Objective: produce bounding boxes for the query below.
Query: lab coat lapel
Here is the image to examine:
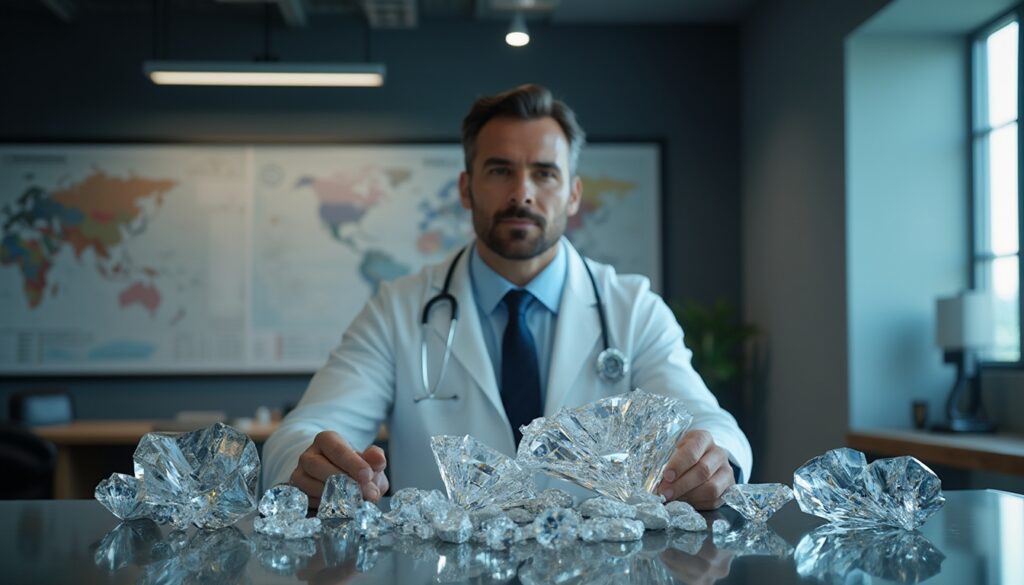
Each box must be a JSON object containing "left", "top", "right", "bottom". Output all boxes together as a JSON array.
[
  {"left": 544, "top": 248, "right": 601, "bottom": 415},
  {"left": 428, "top": 248, "right": 507, "bottom": 422}
]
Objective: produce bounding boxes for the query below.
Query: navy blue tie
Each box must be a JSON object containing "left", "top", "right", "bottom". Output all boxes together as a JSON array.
[{"left": 501, "top": 289, "right": 542, "bottom": 447}]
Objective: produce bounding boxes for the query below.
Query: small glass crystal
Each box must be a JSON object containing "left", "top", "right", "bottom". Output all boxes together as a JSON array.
[
  {"left": 259, "top": 484, "right": 308, "bottom": 520},
  {"left": 533, "top": 507, "right": 580, "bottom": 548},
  {"left": 317, "top": 473, "right": 363, "bottom": 519},
  {"left": 95, "top": 473, "right": 146, "bottom": 521},
  {"left": 482, "top": 515, "right": 521, "bottom": 550},
  {"left": 353, "top": 501, "right": 388, "bottom": 538},
  {"left": 518, "top": 390, "right": 693, "bottom": 502},
  {"left": 723, "top": 483, "right": 794, "bottom": 523}
]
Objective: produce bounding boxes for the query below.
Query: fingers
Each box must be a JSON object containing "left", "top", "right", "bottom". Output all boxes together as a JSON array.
[
  {"left": 670, "top": 447, "right": 729, "bottom": 498},
  {"left": 362, "top": 445, "right": 387, "bottom": 472},
  {"left": 682, "top": 466, "right": 734, "bottom": 510},
  {"left": 289, "top": 467, "right": 325, "bottom": 506},
  {"left": 315, "top": 432, "right": 374, "bottom": 482}
]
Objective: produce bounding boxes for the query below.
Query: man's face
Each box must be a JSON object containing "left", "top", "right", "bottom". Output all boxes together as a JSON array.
[{"left": 459, "top": 116, "right": 582, "bottom": 260}]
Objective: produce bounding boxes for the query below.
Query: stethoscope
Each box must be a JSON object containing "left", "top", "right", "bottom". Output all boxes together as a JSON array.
[{"left": 416, "top": 242, "right": 629, "bottom": 402}]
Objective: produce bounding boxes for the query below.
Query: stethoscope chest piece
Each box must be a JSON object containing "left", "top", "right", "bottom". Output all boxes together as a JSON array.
[{"left": 596, "top": 347, "right": 629, "bottom": 383}]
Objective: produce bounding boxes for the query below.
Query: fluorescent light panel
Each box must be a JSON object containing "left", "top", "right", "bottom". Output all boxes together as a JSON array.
[{"left": 143, "top": 61, "right": 386, "bottom": 87}]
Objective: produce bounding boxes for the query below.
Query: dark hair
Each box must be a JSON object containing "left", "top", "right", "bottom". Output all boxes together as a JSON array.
[{"left": 461, "top": 84, "right": 586, "bottom": 175}]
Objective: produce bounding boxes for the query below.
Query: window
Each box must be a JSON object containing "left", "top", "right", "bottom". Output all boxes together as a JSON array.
[{"left": 973, "top": 11, "right": 1020, "bottom": 362}]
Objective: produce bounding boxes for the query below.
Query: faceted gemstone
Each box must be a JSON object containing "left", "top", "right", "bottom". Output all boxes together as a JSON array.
[
  {"left": 793, "top": 448, "right": 944, "bottom": 530},
  {"left": 579, "top": 496, "right": 637, "bottom": 519},
  {"left": 518, "top": 390, "right": 693, "bottom": 502},
  {"left": 482, "top": 515, "right": 521, "bottom": 550},
  {"left": 353, "top": 501, "right": 388, "bottom": 539},
  {"left": 433, "top": 509, "right": 474, "bottom": 544},
  {"left": 254, "top": 515, "right": 322, "bottom": 539},
  {"left": 634, "top": 501, "right": 671, "bottom": 530},
  {"left": 579, "top": 518, "right": 645, "bottom": 542},
  {"left": 127, "top": 422, "right": 260, "bottom": 529},
  {"left": 723, "top": 483, "right": 794, "bottom": 523},
  {"left": 714, "top": 522, "right": 793, "bottom": 557},
  {"left": 430, "top": 435, "right": 537, "bottom": 510},
  {"left": 259, "top": 484, "right": 308, "bottom": 520},
  {"left": 95, "top": 473, "right": 146, "bottom": 521},
  {"left": 317, "top": 473, "right": 364, "bottom": 519},
  {"left": 795, "top": 525, "right": 945, "bottom": 584},
  {"left": 533, "top": 507, "right": 581, "bottom": 548}
]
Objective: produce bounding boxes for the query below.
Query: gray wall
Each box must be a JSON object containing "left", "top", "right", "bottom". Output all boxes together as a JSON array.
[
  {"left": 740, "top": 0, "right": 890, "bottom": 482},
  {"left": 846, "top": 34, "right": 970, "bottom": 430},
  {"left": 0, "top": 8, "right": 743, "bottom": 420}
]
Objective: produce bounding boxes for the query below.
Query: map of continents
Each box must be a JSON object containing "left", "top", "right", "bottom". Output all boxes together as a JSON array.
[{"left": 1, "top": 171, "right": 177, "bottom": 313}]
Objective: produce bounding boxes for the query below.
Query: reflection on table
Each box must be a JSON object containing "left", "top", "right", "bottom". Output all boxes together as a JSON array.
[{"left": 3, "top": 490, "right": 1022, "bottom": 584}]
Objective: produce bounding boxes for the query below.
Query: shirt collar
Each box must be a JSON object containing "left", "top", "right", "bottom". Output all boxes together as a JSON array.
[{"left": 469, "top": 239, "right": 567, "bottom": 315}]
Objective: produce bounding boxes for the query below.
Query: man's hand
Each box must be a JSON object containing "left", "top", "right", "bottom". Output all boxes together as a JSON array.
[
  {"left": 289, "top": 431, "right": 389, "bottom": 506},
  {"left": 656, "top": 430, "right": 735, "bottom": 510}
]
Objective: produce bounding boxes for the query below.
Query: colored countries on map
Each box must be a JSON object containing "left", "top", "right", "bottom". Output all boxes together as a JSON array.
[{"left": 1, "top": 171, "right": 177, "bottom": 308}]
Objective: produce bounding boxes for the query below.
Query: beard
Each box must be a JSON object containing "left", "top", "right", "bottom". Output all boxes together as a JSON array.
[{"left": 469, "top": 191, "right": 565, "bottom": 260}]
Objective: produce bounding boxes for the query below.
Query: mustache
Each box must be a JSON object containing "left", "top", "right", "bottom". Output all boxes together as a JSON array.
[{"left": 495, "top": 206, "right": 546, "bottom": 228}]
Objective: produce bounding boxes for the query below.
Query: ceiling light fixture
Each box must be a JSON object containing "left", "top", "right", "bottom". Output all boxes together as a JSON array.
[
  {"left": 506, "top": 13, "right": 530, "bottom": 47},
  {"left": 143, "top": 61, "right": 386, "bottom": 87}
]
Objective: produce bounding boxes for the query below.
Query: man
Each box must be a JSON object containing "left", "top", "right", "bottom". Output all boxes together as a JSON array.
[{"left": 262, "top": 84, "right": 752, "bottom": 510}]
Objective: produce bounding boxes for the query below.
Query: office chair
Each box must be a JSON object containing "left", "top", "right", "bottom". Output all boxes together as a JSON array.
[
  {"left": 0, "top": 423, "right": 56, "bottom": 499},
  {"left": 9, "top": 389, "right": 75, "bottom": 426}
]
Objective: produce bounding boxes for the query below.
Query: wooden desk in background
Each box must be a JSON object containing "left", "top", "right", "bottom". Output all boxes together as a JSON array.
[
  {"left": 33, "top": 420, "right": 279, "bottom": 499},
  {"left": 847, "top": 427, "right": 1024, "bottom": 476}
]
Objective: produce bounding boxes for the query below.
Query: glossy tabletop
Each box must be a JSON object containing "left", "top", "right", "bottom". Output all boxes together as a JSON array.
[{"left": 2, "top": 489, "right": 1021, "bottom": 585}]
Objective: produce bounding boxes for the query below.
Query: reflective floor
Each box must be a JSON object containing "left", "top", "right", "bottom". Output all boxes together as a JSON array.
[{"left": 1, "top": 490, "right": 1021, "bottom": 584}]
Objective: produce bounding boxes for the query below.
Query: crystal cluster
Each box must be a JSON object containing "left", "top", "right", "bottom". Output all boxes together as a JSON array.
[
  {"left": 431, "top": 434, "right": 536, "bottom": 510},
  {"left": 255, "top": 484, "right": 321, "bottom": 539},
  {"left": 517, "top": 390, "right": 693, "bottom": 502},
  {"left": 723, "top": 483, "right": 794, "bottom": 523},
  {"left": 793, "top": 448, "right": 944, "bottom": 530},
  {"left": 95, "top": 422, "right": 260, "bottom": 529}
]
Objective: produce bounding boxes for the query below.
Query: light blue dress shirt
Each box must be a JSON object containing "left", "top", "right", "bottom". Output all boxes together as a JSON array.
[{"left": 468, "top": 240, "right": 568, "bottom": 404}]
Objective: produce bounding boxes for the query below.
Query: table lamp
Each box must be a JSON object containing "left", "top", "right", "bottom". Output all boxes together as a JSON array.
[{"left": 933, "top": 291, "right": 996, "bottom": 433}]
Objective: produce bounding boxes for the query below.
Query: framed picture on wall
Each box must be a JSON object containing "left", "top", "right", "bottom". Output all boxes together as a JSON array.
[{"left": 0, "top": 142, "right": 660, "bottom": 375}]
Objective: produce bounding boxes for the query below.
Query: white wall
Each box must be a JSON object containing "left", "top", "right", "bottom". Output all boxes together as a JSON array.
[{"left": 846, "top": 35, "right": 969, "bottom": 430}]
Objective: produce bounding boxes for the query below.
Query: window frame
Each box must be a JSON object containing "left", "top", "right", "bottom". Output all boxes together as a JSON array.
[{"left": 972, "top": 5, "right": 1023, "bottom": 368}]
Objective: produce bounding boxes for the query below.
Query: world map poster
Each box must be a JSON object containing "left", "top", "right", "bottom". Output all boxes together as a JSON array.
[{"left": 0, "top": 143, "right": 660, "bottom": 374}]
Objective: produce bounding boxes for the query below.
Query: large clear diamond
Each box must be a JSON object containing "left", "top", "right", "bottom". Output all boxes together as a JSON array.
[
  {"left": 795, "top": 525, "right": 945, "bottom": 584},
  {"left": 723, "top": 483, "right": 794, "bottom": 523},
  {"left": 431, "top": 435, "right": 537, "bottom": 510},
  {"left": 517, "top": 390, "right": 693, "bottom": 501},
  {"left": 113, "top": 422, "right": 260, "bottom": 529},
  {"left": 793, "top": 448, "right": 944, "bottom": 530}
]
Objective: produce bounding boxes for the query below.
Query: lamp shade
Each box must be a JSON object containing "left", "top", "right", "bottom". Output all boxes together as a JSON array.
[{"left": 935, "top": 292, "right": 994, "bottom": 350}]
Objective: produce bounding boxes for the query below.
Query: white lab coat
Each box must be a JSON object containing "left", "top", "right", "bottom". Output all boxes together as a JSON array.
[{"left": 262, "top": 242, "right": 753, "bottom": 492}]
